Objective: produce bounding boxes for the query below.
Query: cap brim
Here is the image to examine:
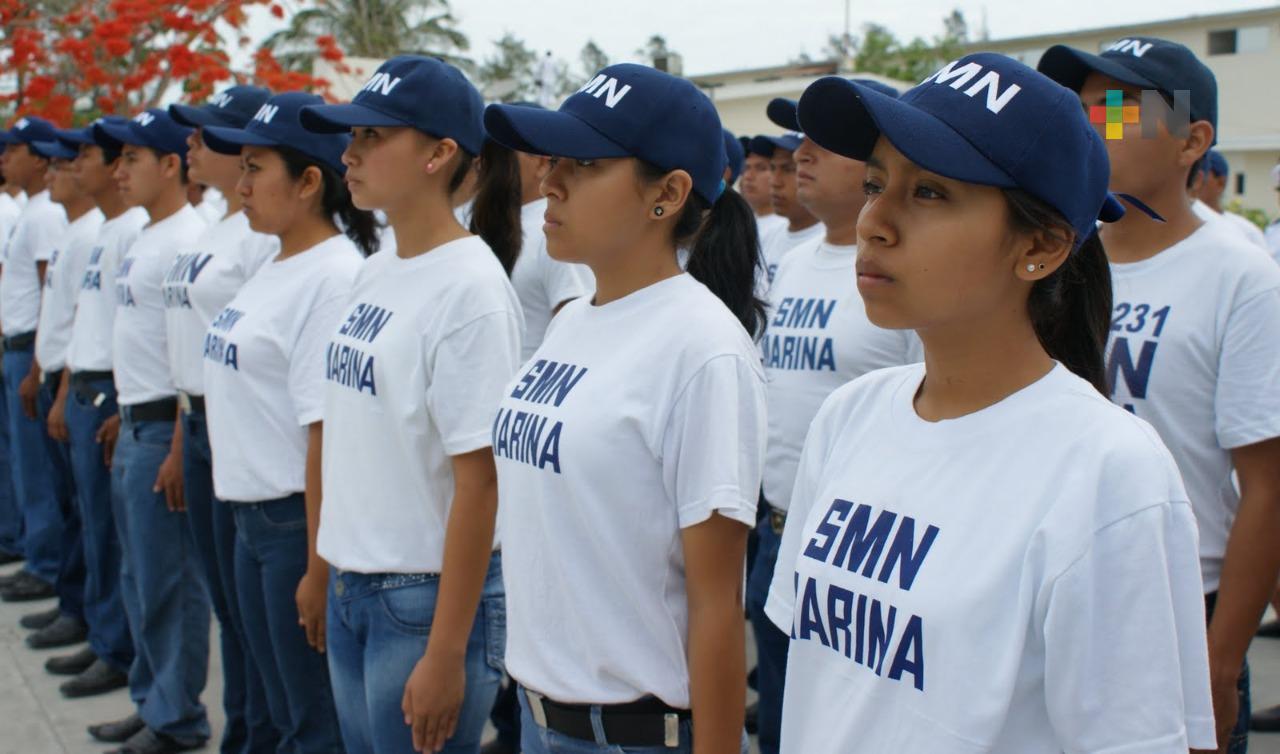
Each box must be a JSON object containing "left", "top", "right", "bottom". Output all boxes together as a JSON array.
[
  {"left": 484, "top": 105, "right": 630, "bottom": 159},
  {"left": 760, "top": 135, "right": 801, "bottom": 153},
  {"left": 56, "top": 128, "right": 95, "bottom": 148},
  {"left": 169, "top": 103, "right": 229, "bottom": 129},
  {"left": 1037, "top": 45, "right": 1158, "bottom": 94},
  {"left": 31, "top": 140, "right": 76, "bottom": 160},
  {"left": 766, "top": 99, "right": 800, "bottom": 132},
  {"left": 201, "top": 125, "right": 278, "bottom": 156},
  {"left": 299, "top": 103, "right": 409, "bottom": 134},
  {"left": 93, "top": 121, "right": 134, "bottom": 150},
  {"left": 798, "top": 76, "right": 1013, "bottom": 187}
]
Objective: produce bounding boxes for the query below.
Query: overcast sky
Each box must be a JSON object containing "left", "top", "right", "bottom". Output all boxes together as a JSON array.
[{"left": 247, "top": 0, "right": 1277, "bottom": 78}]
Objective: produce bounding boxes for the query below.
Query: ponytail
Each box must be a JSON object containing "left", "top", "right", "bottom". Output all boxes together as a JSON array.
[
  {"left": 277, "top": 145, "right": 381, "bottom": 257},
  {"left": 638, "top": 162, "right": 766, "bottom": 338},
  {"left": 1005, "top": 189, "right": 1112, "bottom": 394},
  {"left": 449, "top": 142, "right": 522, "bottom": 275}
]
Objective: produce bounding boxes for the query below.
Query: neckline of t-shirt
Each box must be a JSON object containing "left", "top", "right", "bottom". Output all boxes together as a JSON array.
[
  {"left": 888, "top": 361, "right": 1069, "bottom": 446},
  {"left": 143, "top": 203, "right": 199, "bottom": 233},
  {"left": 269, "top": 232, "right": 351, "bottom": 268},
  {"left": 579, "top": 272, "right": 690, "bottom": 318},
  {"left": 1108, "top": 221, "right": 1215, "bottom": 278},
  {"left": 68, "top": 208, "right": 104, "bottom": 231},
  {"left": 387, "top": 234, "right": 481, "bottom": 268}
]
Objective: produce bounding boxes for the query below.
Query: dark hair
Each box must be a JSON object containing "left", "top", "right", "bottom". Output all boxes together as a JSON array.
[
  {"left": 445, "top": 142, "right": 522, "bottom": 275},
  {"left": 1004, "top": 189, "right": 1113, "bottom": 394},
  {"left": 276, "top": 145, "right": 380, "bottom": 257},
  {"left": 99, "top": 143, "right": 122, "bottom": 165},
  {"left": 639, "top": 162, "right": 767, "bottom": 338}
]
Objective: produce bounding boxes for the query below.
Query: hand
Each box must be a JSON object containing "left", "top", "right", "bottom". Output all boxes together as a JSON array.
[
  {"left": 154, "top": 450, "right": 185, "bottom": 511},
  {"left": 47, "top": 394, "right": 68, "bottom": 442},
  {"left": 96, "top": 414, "right": 120, "bottom": 468},
  {"left": 18, "top": 371, "right": 39, "bottom": 420},
  {"left": 1205, "top": 667, "right": 1240, "bottom": 754},
  {"left": 401, "top": 647, "right": 466, "bottom": 753},
  {"left": 295, "top": 568, "right": 327, "bottom": 653}
]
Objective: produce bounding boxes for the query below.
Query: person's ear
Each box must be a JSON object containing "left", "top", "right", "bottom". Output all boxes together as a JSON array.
[
  {"left": 297, "top": 164, "right": 325, "bottom": 203},
  {"left": 158, "top": 153, "right": 182, "bottom": 181},
  {"left": 647, "top": 169, "right": 694, "bottom": 222},
  {"left": 1177, "top": 120, "right": 1215, "bottom": 174},
  {"left": 1013, "top": 225, "right": 1073, "bottom": 283},
  {"left": 423, "top": 137, "right": 460, "bottom": 177}
]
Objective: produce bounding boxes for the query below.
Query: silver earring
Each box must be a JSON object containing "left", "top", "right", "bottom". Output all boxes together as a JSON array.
[
  {"left": 654, "top": 206, "right": 664, "bottom": 216},
  {"left": 1038, "top": 263, "right": 1045, "bottom": 270},
  {"left": 1026, "top": 264, "right": 1036, "bottom": 272}
]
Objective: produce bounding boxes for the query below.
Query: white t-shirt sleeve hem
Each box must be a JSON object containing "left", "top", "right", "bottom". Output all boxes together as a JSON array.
[
  {"left": 676, "top": 484, "right": 756, "bottom": 529},
  {"left": 442, "top": 428, "right": 496, "bottom": 457},
  {"left": 1216, "top": 418, "right": 1280, "bottom": 450}
]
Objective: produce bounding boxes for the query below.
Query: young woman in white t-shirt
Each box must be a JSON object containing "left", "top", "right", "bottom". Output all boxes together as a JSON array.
[
  {"left": 484, "top": 64, "right": 767, "bottom": 754},
  {"left": 199, "top": 90, "right": 380, "bottom": 753},
  {"left": 297, "top": 55, "right": 525, "bottom": 754},
  {"left": 765, "top": 55, "right": 1216, "bottom": 753}
]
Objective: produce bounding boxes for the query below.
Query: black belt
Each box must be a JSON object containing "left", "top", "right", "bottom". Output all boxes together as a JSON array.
[
  {"left": 121, "top": 397, "right": 178, "bottom": 423},
  {"left": 2, "top": 331, "right": 35, "bottom": 351},
  {"left": 70, "top": 371, "right": 114, "bottom": 407},
  {"left": 42, "top": 371, "right": 62, "bottom": 391},
  {"left": 522, "top": 687, "right": 688, "bottom": 748},
  {"left": 178, "top": 392, "right": 205, "bottom": 415}
]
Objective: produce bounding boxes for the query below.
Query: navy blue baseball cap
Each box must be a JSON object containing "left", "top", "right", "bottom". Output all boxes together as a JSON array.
[
  {"left": 203, "top": 92, "right": 348, "bottom": 174},
  {"left": 745, "top": 136, "right": 774, "bottom": 158},
  {"left": 753, "top": 132, "right": 803, "bottom": 155},
  {"left": 93, "top": 109, "right": 192, "bottom": 158},
  {"left": 170, "top": 85, "right": 273, "bottom": 129},
  {"left": 300, "top": 55, "right": 485, "bottom": 156},
  {"left": 5, "top": 117, "right": 60, "bottom": 149},
  {"left": 57, "top": 116, "right": 128, "bottom": 151},
  {"left": 768, "top": 78, "right": 899, "bottom": 133},
  {"left": 1038, "top": 37, "right": 1217, "bottom": 136},
  {"left": 1205, "top": 150, "right": 1228, "bottom": 177},
  {"left": 723, "top": 128, "right": 745, "bottom": 183},
  {"left": 798, "top": 53, "right": 1127, "bottom": 250},
  {"left": 31, "top": 139, "right": 77, "bottom": 160},
  {"left": 484, "top": 63, "right": 727, "bottom": 204}
]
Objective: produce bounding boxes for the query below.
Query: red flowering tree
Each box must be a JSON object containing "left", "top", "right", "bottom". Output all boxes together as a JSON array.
[{"left": 0, "top": 0, "right": 347, "bottom": 126}]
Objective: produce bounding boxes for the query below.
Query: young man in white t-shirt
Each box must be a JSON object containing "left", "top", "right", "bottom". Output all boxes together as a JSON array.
[
  {"left": 89, "top": 110, "right": 213, "bottom": 753},
  {"left": 753, "top": 133, "right": 822, "bottom": 287},
  {"left": 0, "top": 117, "right": 67, "bottom": 604},
  {"left": 0, "top": 140, "right": 28, "bottom": 567},
  {"left": 45, "top": 119, "right": 148, "bottom": 704},
  {"left": 740, "top": 137, "right": 785, "bottom": 241},
  {"left": 747, "top": 82, "right": 918, "bottom": 754},
  {"left": 1042, "top": 37, "right": 1280, "bottom": 754},
  {"left": 1194, "top": 151, "right": 1268, "bottom": 250}
]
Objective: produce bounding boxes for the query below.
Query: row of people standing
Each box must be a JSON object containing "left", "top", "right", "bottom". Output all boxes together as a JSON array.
[{"left": 0, "top": 35, "right": 1277, "bottom": 754}]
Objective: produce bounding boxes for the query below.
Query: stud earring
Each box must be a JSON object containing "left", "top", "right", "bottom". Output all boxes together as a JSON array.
[
  {"left": 427, "top": 163, "right": 435, "bottom": 172},
  {"left": 1038, "top": 263, "right": 1045, "bottom": 270},
  {"left": 1026, "top": 264, "right": 1036, "bottom": 272},
  {"left": 654, "top": 206, "right": 664, "bottom": 217}
]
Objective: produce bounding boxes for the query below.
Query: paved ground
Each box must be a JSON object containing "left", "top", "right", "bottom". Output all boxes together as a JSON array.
[{"left": 0, "top": 560, "right": 1276, "bottom": 753}]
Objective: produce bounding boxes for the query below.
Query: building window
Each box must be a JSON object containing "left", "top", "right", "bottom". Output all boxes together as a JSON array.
[
  {"left": 1236, "top": 173, "right": 1246, "bottom": 196},
  {"left": 1209, "top": 26, "right": 1269, "bottom": 55}
]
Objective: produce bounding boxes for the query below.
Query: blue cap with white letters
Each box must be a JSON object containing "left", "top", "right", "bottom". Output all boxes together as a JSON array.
[
  {"left": 203, "top": 91, "right": 349, "bottom": 174},
  {"left": 170, "top": 85, "right": 273, "bottom": 129},
  {"left": 3, "top": 116, "right": 59, "bottom": 148},
  {"left": 30, "top": 139, "right": 77, "bottom": 160},
  {"left": 798, "top": 52, "right": 1127, "bottom": 249},
  {"left": 768, "top": 79, "right": 899, "bottom": 133},
  {"left": 93, "top": 109, "right": 192, "bottom": 158},
  {"left": 299, "top": 55, "right": 485, "bottom": 156},
  {"left": 723, "top": 128, "right": 745, "bottom": 183},
  {"left": 484, "top": 63, "right": 728, "bottom": 204}
]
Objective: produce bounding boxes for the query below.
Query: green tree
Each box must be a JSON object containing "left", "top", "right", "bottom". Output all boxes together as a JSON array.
[
  {"left": 476, "top": 32, "right": 538, "bottom": 102},
  {"left": 851, "top": 10, "right": 969, "bottom": 83},
  {"left": 579, "top": 39, "right": 609, "bottom": 78},
  {"left": 262, "top": 0, "right": 469, "bottom": 72}
]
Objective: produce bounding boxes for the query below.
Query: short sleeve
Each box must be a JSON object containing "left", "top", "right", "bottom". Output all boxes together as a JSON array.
[
  {"left": 660, "top": 354, "right": 766, "bottom": 530},
  {"left": 426, "top": 311, "right": 522, "bottom": 455},
  {"left": 764, "top": 396, "right": 836, "bottom": 634},
  {"left": 1214, "top": 286, "right": 1280, "bottom": 449},
  {"left": 1042, "top": 503, "right": 1216, "bottom": 752},
  {"left": 29, "top": 213, "right": 67, "bottom": 263},
  {"left": 289, "top": 291, "right": 351, "bottom": 426}
]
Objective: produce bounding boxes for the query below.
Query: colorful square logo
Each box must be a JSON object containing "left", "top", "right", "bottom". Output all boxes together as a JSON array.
[{"left": 1089, "top": 90, "right": 1140, "bottom": 140}]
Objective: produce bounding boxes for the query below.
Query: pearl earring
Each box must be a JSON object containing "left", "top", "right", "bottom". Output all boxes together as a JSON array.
[
  {"left": 1026, "top": 264, "right": 1036, "bottom": 272},
  {"left": 654, "top": 206, "right": 664, "bottom": 216}
]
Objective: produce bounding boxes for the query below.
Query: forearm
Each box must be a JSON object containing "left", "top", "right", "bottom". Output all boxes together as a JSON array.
[
  {"left": 55, "top": 367, "right": 70, "bottom": 404},
  {"left": 688, "top": 590, "right": 747, "bottom": 754},
  {"left": 169, "top": 411, "right": 184, "bottom": 455},
  {"left": 303, "top": 422, "right": 327, "bottom": 573},
  {"left": 426, "top": 458, "right": 499, "bottom": 659},
  {"left": 1208, "top": 487, "right": 1280, "bottom": 672}
]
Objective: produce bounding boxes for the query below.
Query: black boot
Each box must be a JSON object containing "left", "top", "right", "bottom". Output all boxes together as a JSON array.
[
  {"left": 60, "top": 658, "right": 128, "bottom": 697},
  {"left": 1252, "top": 704, "right": 1280, "bottom": 733},
  {"left": 27, "top": 614, "right": 88, "bottom": 649},
  {"left": 19, "top": 606, "right": 60, "bottom": 630},
  {"left": 89, "top": 714, "right": 146, "bottom": 744},
  {"left": 0, "top": 571, "right": 55, "bottom": 602},
  {"left": 46, "top": 646, "right": 97, "bottom": 676}
]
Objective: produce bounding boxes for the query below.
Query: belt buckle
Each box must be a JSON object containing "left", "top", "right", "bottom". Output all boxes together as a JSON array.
[
  {"left": 526, "top": 689, "right": 548, "bottom": 729},
  {"left": 663, "top": 712, "right": 679, "bottom": 748},
  {"left": 770, "top": 509, "right": 787, "bottom": 535},
  {"left": 177, "top": 392, "right": 192, "bottom": 415}
]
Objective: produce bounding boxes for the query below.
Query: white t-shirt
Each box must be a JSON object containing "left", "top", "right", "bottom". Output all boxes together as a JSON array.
[
  {"left": 1, "top": 191, "right": 67, "bottom": 336},
  {"left": 1192, "top": 199, "right": 1267, "bottom": 250},
  {"left": 66, "top": 208, "right": 148, "bottom": 372},
  {"left": 511, "top": 199, "right": 593, "bottom": 361},
  {"left": 766, "top": 364, "right": 1214, "bottom": 753},
  {"left": 203, "top": 234, "right": 361, "bottom": 502},
  {"left": 1266, "top": 220, "right": 1280, "bottom": 264},
  {"left": 762, "top": 238, "right": 921, "bottom": 510},
  {"left": 755, "top": 213, "right": 787, "bottom": 244},
  {"left": 35, "top": 209, "right": 105, "bottom": 371},
  {"left": 1107, "top": 220, "right": 1280, "bottom": 592},
  {"left": 163, "top": 211, "right": 278, "bottom": 395},
  {"left": 454, "top": 198, "right": 473, "bottom": 228},
  {"left": 0, "top": 191, "right": 25, "bottom": 260},
  {"left": 112, "top": 205, "right": 207, "bottom": 406},
  {"left": 759, "top": 221, "right": 823, "bottom": 290},
  {"left": 496, "top": 273, "right": 767, "bottom": 708},
  {"left": 193, "top": 187, "right": 226, "bottom": 225},
  {"left": 318, "top": 236, "right": 524, "bottom": 573}
]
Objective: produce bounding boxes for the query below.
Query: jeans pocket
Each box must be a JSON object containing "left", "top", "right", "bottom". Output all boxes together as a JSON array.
[
  {"left": 378, "top": 580, "right": 437, "bottom": 635},
  {"left": 255, "top": 498, "right": 307, "bottom": 531},
  {"left": 482, "top": 594, "right": 507, "bottom": 673}
]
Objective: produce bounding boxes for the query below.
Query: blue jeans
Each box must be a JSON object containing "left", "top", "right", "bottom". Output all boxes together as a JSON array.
[
  {"left": 0, "top": 358, "right": 21, "bottom": 555},
  {"left": 112, "top": 412, "right": 212, "bottom": 742},
  {"left": 38, "top": 378, "right": 85, "bottom": 620},
  {"left": 183, "top": 410, "right": 277, "bottom": 754},
  {"left": 745, "top": 512, "right": 787, "bottom": 754},
  {"left": 232, "top": 494, "right": 343, "bottom": 754},
  {"left": 1206, "top": 592, "right": 1250, "bottom": 754},
  {"left": 326, "top": 552, "right": 506, "bottom": 754},
  {"left": 4, "top": 347, "right": 62, "bottom": 582},
  {"left": 64, "top": 378, "right": 133, "bottom": 671}
]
